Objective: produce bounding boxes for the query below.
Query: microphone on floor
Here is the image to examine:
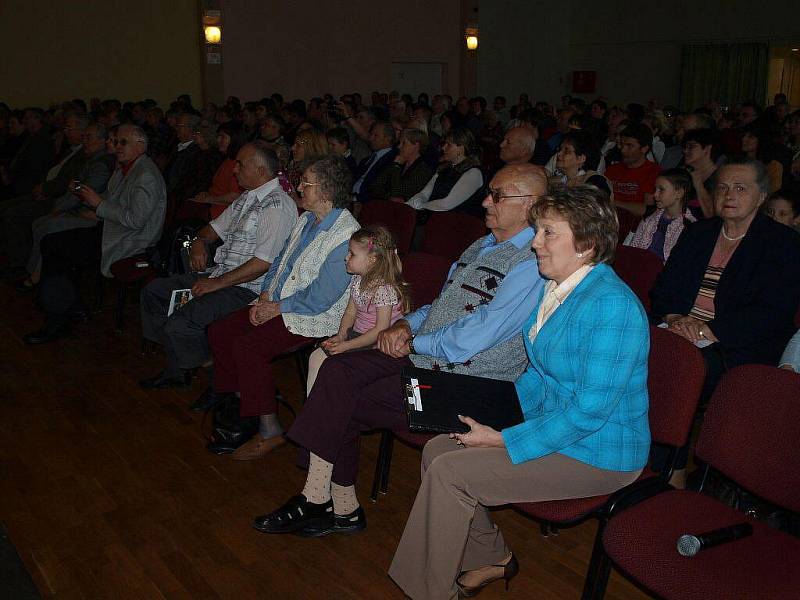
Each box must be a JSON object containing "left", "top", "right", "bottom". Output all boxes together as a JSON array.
[{"left": 676, "top": 523, "right": 753, "bottom": 557}]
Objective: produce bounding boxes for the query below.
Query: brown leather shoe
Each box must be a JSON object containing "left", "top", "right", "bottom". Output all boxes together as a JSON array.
[{"left": 231, "top": 434, "right": 287, "bottom": 460}]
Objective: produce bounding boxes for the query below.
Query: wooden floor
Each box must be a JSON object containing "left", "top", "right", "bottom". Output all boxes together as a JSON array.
[{"left": 0, "top": 283, "right": 651, "bottom": 600}]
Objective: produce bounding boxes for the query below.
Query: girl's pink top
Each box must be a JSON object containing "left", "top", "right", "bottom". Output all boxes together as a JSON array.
[{"left": 350, "top": 274, "right": 404, "bottom": 333}]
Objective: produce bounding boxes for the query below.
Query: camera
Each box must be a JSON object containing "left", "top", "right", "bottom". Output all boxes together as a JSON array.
[{"left": 70, "top": 180, "right": 83, "bottom": 193}]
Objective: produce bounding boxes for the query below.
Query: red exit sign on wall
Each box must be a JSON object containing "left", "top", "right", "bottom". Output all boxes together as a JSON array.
[{"left": 572, "top": 71, "right": 597, "bottom": 93}]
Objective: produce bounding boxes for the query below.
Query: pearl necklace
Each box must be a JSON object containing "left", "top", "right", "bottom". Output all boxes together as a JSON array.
[{"left": 721, "top": 226, "right": 746, "bottom": 242}]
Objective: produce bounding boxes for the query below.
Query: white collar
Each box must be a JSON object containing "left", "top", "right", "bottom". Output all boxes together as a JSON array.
[
  {"left": 177, "top": 140, "right": 194, "bottom": 152},
  {"left": 246, "top": 176, "right": 280, "bottom": 201}
]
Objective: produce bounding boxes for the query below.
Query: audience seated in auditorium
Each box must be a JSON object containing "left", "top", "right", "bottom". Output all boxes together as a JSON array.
[
  {"left": 682, "top": 128, "right": 720, "bottom": 218},
  {"left": 740, "top": 124, "right": 783, "bottom": 193},
  {"left": 186, "top": 121, "right": 247, "bottom": 219},
  {"left": 24, "top": 124, "right": 167, "bottom": 344},
  {"left": 352, "top": 120, "right": 398, "bottom": 207},
  {"left": 139, "top": 144, "right": 297, "bottom": 392},
  {"left": 367, "top": 128, "right": 433, "bottom": 201},
  {"left": 205, "top": 155, "right": 358, "bottom": 457},
  {"left": 163, "top": 112, "right": 205, "bottom": 207},
  {"left": 18, "top": 122, "right": 116, "bottom": 291},
  {"left": 763, "top": 188, "right": 800, "bottom": 230},
  {"left": 406, "top": 127, "right": 484, "bottom": 215},
  {"left": 549, "top": 130, "right": 611, "bottom": 197},
  {"left": 0, "top": 108, "right": 55, "bottom": 200},
  {"left": 251, "top": 163, "right": 546, "bottom": 538},
  {"left": 1, "top": 113, "right": 88, "bottom": 278},
  {"left": 287, "top": 128, "right": 329, "bottom": 194},
  {"left": 627, "top": 168, "right": 697, "bottom": 260},
  {"left": 605, "top": 122, "right": 661, "bottom": 216},
  {"left": 325, "top": 126, "right": 358, "bottom": 177},
  {"left": 389, "top": 184, "right": 649, "bottom": 600}
]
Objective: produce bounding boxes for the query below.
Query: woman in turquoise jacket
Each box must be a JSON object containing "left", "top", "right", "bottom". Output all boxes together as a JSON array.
[{"left": 390, "top": 185, "right": 651, "bottom": 600}]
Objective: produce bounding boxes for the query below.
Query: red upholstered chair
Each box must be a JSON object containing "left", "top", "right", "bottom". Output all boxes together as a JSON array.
[
  {"left": 600, "top": 365, "right": 800, "bottom": 600},
  {"left": 615, "top": 207, "right": 641, "bottom": 240},
  {"left": 513, "top": 325, "right": 705, "bottom": 599},
  {"left": 369, "top": 252, "right": 452, "bottom": 502},
  {"left": 358, "top": 199, "right": 418, "bottom": 255},
  {"left": 419, "top": 211, "right": 487, "bottom": 262},
  {"left": 109, "top": 253, "right": 158, "bottom": 331},
  {"left": 612, "top": 245, "right": 663, "bottom": 311},
  {"left": 400, "top": 252, "right": 453, "bottom": 309}
]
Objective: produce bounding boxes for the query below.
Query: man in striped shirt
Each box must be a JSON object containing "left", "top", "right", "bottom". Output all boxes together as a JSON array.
[{"left": 139, "top": 143, "right": 297, "bottom": 390}]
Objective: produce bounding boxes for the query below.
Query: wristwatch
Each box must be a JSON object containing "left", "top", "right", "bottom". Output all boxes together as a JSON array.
[{"left": 408, "top": 336, "right": 417, "bottom": 355}]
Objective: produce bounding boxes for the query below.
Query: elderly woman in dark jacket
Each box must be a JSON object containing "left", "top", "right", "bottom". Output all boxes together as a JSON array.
[{"left": 651, "top": 158, "right": 800, "bottom": 394}]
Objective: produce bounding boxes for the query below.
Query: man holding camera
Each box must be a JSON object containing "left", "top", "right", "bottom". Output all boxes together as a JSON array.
[{"left": 23, "top": 124, "right": 166, "bottom": 344}]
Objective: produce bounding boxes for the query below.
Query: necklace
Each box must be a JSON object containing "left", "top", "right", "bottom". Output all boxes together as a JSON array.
[{"left": 721, "top": 226, "right": 746, "bottom": 242}]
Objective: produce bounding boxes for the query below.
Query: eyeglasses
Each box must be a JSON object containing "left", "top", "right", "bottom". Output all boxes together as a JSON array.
[
  {"left": 112, "top": 138, "right": 143, "bottom": 147},
  {"left": 487, "top": 188, "right": 533, "bottom": 204}
]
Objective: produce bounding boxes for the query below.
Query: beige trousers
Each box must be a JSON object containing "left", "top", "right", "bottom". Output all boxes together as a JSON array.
[{"left": 388, "top": 435, "right": 642, "bottom": 600}]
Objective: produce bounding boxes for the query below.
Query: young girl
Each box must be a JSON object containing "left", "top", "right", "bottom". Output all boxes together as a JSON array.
[
  {"left": 306, "top": 226, "right": 411, "bottom": 394},
  {"left": 627, "top": 168, "right": 697, "bottom": 261}
]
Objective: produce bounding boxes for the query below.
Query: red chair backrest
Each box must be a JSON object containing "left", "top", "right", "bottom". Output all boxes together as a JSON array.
[
  {"left": 419, "top": 212, "right": 487, "bottom": 262},
  {"left": 616, "top": 207, "right": 641, "bottom": 239},
  {"left": 613, "top": 245, "right": 663, "bottom": 311},
  {"left": 358, "top": 200, "right": 417, "bottom": 255},
  {"left": 647, "top": 326, "right": 706, "bottom": 447},
  {"left": 696, "top": 364, "right": 800, "bottom": 512},
  {"left": 401, "top": 252, "right": 452, "bottom": 309}
]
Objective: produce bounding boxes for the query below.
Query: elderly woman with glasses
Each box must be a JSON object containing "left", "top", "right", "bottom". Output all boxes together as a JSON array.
[
  {"left": 205, "top": 155, "right": 359, "bottom": 458},
  {"left": 389, "top": 185, "right": 651, "bottom": 600}
]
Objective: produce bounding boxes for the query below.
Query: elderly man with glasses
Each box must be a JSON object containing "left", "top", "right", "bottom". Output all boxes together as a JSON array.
[
  {"left": 253, "top": 163, "right": 548, "bottom": 539},
  {"left": 24, "top": 124, "right": 167, "bottom": 344}
]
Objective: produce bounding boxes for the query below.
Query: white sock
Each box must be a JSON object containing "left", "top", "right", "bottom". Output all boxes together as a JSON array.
[
  {"left": 301, "top": 453, "right": 333, "bottom": 504},
  {"left": 331, "top": 483, "right": 360, "bottom": 515}
]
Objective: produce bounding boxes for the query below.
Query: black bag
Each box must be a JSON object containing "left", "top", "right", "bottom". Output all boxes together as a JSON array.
[
  {"left": 151, "top": 220, "right": 207, "bottom": 276},
  {"left": 210, "top": 395, "right": 258, "bottom": 449}
]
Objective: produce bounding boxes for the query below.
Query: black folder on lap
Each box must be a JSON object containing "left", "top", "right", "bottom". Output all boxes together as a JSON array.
[{"left": 401, "top": 367, "right": 523, "bottom": 434}]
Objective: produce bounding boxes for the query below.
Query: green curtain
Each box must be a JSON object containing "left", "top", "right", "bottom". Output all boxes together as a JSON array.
[{"left": 679, "top": 43, "right": 768, "bottom": 110}]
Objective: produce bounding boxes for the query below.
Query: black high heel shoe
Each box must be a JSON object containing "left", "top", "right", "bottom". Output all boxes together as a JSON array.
[{"left": 457, "top": 553, "right": 519, "bottom": 597}]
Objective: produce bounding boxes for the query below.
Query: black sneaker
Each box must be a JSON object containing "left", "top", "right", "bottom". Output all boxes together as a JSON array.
[
  {"left": 253, "top": 495, "right": 333, "bottom": 534},
  {"left": 295, "top": 506, "right": 367, "bottom": 538}
]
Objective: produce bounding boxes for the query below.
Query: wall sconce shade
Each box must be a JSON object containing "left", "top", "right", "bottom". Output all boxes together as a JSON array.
[
  {"left": 204, "top": 26, "right": 222, "bottom": 44},
  {"left": 466, "top": 35, "right": 478, "bottom": 50}
]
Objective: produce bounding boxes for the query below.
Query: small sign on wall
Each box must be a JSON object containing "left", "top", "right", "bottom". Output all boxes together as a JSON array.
[
  {"left": 572, "top": 71, "right": 596, "bottom": 93},
  {"left": 207, "top": 52, "right": 222, "bottom": 65}
]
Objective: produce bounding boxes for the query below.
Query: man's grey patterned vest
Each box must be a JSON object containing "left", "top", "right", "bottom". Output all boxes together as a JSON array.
[{"left": 410, "top": 236, "right": 534, "bottom": 381}]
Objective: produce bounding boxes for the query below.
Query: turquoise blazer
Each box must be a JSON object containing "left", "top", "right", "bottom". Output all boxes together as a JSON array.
[{"left": 502, "top": 263, "right": 651, "bottom": 472}]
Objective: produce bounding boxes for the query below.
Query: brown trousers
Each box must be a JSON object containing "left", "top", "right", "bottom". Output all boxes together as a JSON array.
[{"left": 388, "top": 436, "right": 642, "bottom": 600}]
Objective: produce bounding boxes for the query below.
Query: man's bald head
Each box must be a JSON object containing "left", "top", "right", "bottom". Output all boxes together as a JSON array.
[
  {"left": 482, "top": 164, "right": 547, "bottom": 242},
  {"left": 493, "top": 163, "right": 548, "bottom": 197},
  {"left": 499, "top": 127, "right": 536, "bottom": 165}
]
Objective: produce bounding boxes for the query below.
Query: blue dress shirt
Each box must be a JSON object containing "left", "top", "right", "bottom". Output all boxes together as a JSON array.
[
  {"left": 405, "top": 227, "right": 543, "bottom": 363},
  {"left": 260, "top": 209, "right": 351, "bottom": 316}
]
